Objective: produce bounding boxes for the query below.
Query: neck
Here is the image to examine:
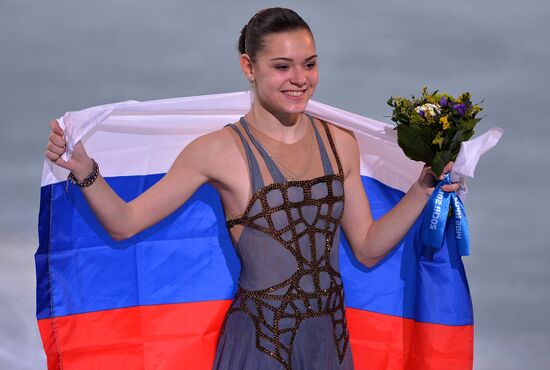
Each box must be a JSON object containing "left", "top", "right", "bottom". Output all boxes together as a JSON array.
[{"left": 246, "top": 103, "right": 307, "bottom": 144}]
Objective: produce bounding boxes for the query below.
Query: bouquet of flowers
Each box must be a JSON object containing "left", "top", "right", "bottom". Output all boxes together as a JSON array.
[{"left": 387, "top": 86, "right": 484, "bottom": 177}]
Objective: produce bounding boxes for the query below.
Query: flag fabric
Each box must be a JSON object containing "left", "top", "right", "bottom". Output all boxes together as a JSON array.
[{"left": 36, "top": 91, "right": 502, "bottom": 369}]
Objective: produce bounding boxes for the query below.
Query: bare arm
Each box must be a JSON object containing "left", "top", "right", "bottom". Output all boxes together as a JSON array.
[
  {"left": 45, "top": 119, "right": 216, "bottom": 240},
  {"left": 334, "top": 126, "right": 459, "bottom": 268}
]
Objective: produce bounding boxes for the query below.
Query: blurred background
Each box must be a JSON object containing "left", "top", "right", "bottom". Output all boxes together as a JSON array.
[{"left": 1, "top": 0, "right": 548, "bottom": 368}]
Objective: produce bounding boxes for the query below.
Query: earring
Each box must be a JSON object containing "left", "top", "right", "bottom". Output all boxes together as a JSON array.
[{"left": 248, "top": 76, "right": 254, "bottom": 83}]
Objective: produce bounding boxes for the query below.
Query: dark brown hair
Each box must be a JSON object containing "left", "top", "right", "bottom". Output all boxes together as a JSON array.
[{"left": 238, "top": 8, "right": 313, "bottom": 61}]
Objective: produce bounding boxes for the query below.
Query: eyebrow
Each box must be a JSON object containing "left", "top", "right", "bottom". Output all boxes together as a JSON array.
[{"left": 270, "top": 55, "right": 318, "bottom": 62}]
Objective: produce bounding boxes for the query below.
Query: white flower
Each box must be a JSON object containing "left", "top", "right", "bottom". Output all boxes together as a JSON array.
[{"left": 415, "top": 103, "right": 441, "bottom": 117}]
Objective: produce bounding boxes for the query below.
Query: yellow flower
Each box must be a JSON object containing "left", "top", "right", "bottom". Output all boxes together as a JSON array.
[
  {"left": 432, "top": 134, "right": 444, "bottom": 149},
  {"left": 440, "top": 116, "right": 450, "bottom": 130}
]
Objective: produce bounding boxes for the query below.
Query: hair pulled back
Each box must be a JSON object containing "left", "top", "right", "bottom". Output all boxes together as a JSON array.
[{"left": 238, "top": 8, "right": 312, "bottom": 62}]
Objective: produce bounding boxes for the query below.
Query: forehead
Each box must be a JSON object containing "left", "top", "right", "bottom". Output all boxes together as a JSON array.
[{"left": 258, "top": 29, "right": 316, "bottom": 59}]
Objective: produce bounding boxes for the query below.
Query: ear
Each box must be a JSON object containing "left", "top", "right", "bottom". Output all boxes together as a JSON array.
[{"left": 240, "top": 54, "right": 254, "bottom": 83}]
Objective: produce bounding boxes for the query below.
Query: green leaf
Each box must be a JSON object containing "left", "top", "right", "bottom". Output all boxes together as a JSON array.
[
  {"left": 432, "top": 150, "right": 451, "bottom": 177},
  {"left": 443, "top": 127, "right": 458, "bottom": 148},
  {"left": 448, "top": 127, "right": 464, "bottom": 153},
  {"left": 396, "top": 125, "right": 436, "bottom": 164},
  {"left": 460, "top": 118, "right": 478, "bottom": 130},
  {"left": 461, "top": 129, "right": 475, "bottom": 143}
]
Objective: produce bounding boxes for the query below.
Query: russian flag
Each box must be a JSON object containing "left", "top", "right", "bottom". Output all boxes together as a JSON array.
[{"left": 35, "top": 91, "right": 502, "bottom": 369}]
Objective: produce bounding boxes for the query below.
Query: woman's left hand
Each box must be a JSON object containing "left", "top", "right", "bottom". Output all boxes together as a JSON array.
[{"left": 416, "top": 161, "right": 461, "bottom": 197}]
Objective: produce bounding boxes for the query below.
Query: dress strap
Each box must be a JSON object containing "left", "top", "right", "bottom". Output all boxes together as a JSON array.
[
  {"left": 238, "top": 117, "right": 287, "bottom": 184},
  {"left": 320, "top": 120, "right": 344, "bottom": 176},
  {"left": 306, "top": 114, "right": 334, "bottom": 176},
  {"left": 224, "top": 123, "right": 265, "bottom": 194}
]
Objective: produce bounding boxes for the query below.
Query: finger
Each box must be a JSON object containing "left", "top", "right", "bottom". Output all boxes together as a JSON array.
[
  {"left": 45, "top": 150, "right": 62, "bottom": 163},
  {"left": 49, "top": 132, "right": 66, "bottom": 148},
  {"left": 45, "top": 150, "right": 58, "bottom": 161},
  {"left": 442, "top": 161, "right": 455, "bottom": 175},
  {"left": 55, "top": 157, "right": 69, "bottom": 168},
  {"left": 442, "top": 183, "right": 460, "bottom": 192},
  {"left": 438, "top": 162, "right": 455, "bottom": 180},
  {"left": 45, "top": 150, "right": 69, "bottom": 168},
  {"left": 49, "top": 119, "right": 64, "bottom": 135},
  {"left": 47, "top": 142, "right": 65, "bottom": 156}
]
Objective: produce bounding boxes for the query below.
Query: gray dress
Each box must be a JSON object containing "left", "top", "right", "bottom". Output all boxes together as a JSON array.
[{"left": 213, "top": 115, "right": 354, "bottom": 370}]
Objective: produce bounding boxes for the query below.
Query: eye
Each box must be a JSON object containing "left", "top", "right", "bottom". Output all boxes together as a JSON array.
[
  {"left": 275, "top": 64, "right": 289, "bottom": 71},
  {"left": 305, "top": 61, "right": 317, "bottom": 69}
]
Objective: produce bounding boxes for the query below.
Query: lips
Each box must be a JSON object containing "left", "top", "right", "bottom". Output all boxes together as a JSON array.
[{"left": 282, "top": 90, "right": 306, "bottom": 97}]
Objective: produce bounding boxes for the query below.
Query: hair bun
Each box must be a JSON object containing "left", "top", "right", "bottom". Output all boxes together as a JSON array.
[
  {"left": 238, "top": 24, "right": 247, "bottom": 54},
  {"left": 236, "top": 8, "right": 311, "bottom": 61}
]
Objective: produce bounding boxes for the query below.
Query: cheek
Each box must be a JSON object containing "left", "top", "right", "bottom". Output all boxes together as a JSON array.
[
  {"left": 257, "top": 75, "right": 286, "bottom": 95},
  {"left": 309, "top": 71, "right": 319, "bottom": 87},
  {"left": 254, "top": 78, "right": 283, "bottom": 106}
]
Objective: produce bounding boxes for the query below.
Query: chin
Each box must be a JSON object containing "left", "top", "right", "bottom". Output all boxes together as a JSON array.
[
  {"left": 278, "top": 94, "right": 312, "bottom": 113},
  {"left": 284, "top": 102, "right": 308, "bottom": 113}
]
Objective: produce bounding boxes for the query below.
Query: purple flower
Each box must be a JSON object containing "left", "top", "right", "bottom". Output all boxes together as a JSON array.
[
  {"left": 453, "top": 103, "right": 467, "bottom": 117},
  {"left": 440, "top": 97, "right": 448, "bottom": 106},
  {"left": 418, "top": 110, "right": 425, "bottom": 118}
]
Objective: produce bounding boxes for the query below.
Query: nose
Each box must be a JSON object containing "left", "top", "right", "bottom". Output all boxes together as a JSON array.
[{"left": 290, "top": 66, "right": 307, "bottom": 87}]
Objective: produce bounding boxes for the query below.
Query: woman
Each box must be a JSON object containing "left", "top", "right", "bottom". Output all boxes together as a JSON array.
[{"left": 45, "top": 7, "right": 459, "bottom": 370}]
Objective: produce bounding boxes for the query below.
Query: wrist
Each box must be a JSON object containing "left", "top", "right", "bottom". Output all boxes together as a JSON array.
[
  {"left": 72, "top": 158, "right": 95, "bottom": 181},
  {"left": 68, "top": 158, "right": 99, "bottom": 188},
  {"left": 410, "top": 181, "right": 431, "bottom": 203}
]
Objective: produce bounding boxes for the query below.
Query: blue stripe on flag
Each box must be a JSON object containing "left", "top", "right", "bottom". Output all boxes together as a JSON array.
[
  {"left": 36, "top": 174, "right": 473, "bottom": 326},
  {"left": 340, "top": 176, "right": 473, "bottom": 325},
  {"left": 35, "top": 174, "right": 239, "bottom": 319}
]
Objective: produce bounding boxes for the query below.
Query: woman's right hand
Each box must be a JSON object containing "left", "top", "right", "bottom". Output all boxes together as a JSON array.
[
  {"left": 43, "top": 117, "right": 225, "bottom": 241},
  {"left": 45, "top": 119, "right": 93, "bottom": 180}
]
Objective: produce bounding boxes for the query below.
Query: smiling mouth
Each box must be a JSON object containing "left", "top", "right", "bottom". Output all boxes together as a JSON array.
[{"left": 282, "top": 90, "right": 306, "bottom": 97}]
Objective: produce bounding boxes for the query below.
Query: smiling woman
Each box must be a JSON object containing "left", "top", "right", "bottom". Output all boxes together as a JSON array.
[
  {"left": 238, "top": 9, "right": 318, "bottom": 131},
  {"left": 241, "top": 29, "right": 318, "bottom": 124},
  {"left": 43, "top": 6, "right": 468, "bottom": 370},
  {"left": 215, "top": 9, "right": 357, "bottom": 369}
]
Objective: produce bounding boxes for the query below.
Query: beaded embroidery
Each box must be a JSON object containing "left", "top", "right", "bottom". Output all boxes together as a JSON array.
[{"left": 221, "top": 119, "right": 349, "bottom": 370}]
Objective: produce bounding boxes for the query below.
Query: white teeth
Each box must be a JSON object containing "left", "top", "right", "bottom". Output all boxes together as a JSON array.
[{"left": 283, "top": 91, "right": 304, "bottom": 96}]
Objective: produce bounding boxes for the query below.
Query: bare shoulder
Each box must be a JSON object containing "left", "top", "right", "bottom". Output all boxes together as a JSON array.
[
  {"left": 188, "top": 125, "right": 236, "bottom": 154},
  {"left": 325, "top": 121, "right": 356, "bottom": 146},
  {"left": 322, "top": 120, "right": 359, "bottom": 178},
  {"left": 179, "top": 123, "right": 243, "bottom": 184}
]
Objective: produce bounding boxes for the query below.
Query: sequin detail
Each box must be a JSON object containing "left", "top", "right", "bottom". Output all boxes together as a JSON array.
[{"left": 220, "top": 120, "right": 349, "bottom": 370}]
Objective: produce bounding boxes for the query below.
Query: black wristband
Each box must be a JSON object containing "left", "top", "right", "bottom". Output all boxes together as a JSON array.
[{"left": 67, "top": 159, "right": 99, "bottom": 188}]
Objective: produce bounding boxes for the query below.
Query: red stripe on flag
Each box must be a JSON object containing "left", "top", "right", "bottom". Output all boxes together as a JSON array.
[
  {"left": 37, "top": 300, "right": 232, "bottom": 370},
  {"left": 37, "top": 302, "right": 473, "bottom": 369},
  {"left": 347, "top": 307, "right": 474, "bottom": 370}
]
